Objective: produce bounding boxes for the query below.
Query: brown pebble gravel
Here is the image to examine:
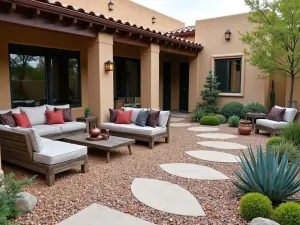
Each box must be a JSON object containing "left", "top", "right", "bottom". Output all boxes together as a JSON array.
[{"left": 3, "top": 119, "right": 298, "bottom": 225}]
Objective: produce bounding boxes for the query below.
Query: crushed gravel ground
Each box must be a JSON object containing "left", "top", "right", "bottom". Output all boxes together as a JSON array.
[{"left": 3, "top": 119, "right": 295, "bottom": 225}]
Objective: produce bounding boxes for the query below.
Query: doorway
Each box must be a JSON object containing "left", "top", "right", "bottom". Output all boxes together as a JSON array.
[
  {"left": 179, "top": 62, "right": 189, "bottom": 111},
  {"left": 163, "top": 62, "right": 171, "bottom": 110}
]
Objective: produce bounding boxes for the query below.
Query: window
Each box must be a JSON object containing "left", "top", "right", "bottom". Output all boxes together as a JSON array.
[
  {"left": 9, "top": 44, "right": 81, "bottom": 108},
  {"left": 214, "top": 58, "right": 242, "bottom": 94}
]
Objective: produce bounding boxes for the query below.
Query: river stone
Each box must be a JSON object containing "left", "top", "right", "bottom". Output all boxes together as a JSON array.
[
  {"left": 16, "top": 192, "right": 37, "bottom": 213},
  {"left": 250, "top": 218, "right": 279, "bottom": 225}
]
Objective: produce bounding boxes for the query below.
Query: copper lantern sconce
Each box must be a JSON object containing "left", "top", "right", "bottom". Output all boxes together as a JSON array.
[
  {"left": 105, "top": 60, "right": 114, "bottom": 72},
  {"left": 152, "top": 16, "right": 156, "bottom": 24},
  {"left": 108, "top": 1, "right": 114, "bottom": 11},
  {"left": 225, "top": 29, "right": 231, "bottom": 41}
]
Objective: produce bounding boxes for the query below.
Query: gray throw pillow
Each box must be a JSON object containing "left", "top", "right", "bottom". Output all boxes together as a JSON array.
[{"left": 135, "top": 110, "right": 149, "bottom": 127}]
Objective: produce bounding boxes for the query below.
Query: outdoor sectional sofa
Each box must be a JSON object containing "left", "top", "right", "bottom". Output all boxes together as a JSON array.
[
  {"left": 101, "top": 108, "right": 170, "bottom": 149},
  {"left": 0, "top": 105, "right": 88, "bottom": 186},
  {"left": 255, "top": 106, "right": 299, "bottom": 136}
]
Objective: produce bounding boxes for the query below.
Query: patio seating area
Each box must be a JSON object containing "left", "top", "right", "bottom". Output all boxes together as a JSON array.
[{"left": 2, "top": 117, "right": 273, "bottom": 225}]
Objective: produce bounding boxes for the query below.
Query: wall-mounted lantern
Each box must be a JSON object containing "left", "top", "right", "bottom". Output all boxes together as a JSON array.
[
  {"left": 108, "top": 1, "right": 114, "bottom": 11},
  {"left": 105, "top": 60, "right": 114, "bottom": 72},
  {"left": 225, "top": 29, "right": 231, "bottom": 41},
  {"left": 152, "top": 16, "right": 156, "bottom": 24}
]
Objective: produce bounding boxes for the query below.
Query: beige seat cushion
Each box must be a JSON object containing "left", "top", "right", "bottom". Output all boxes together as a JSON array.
[
  {"left": 32, "top": 125, "right": 61, "bottom": 136},
  {"left": 256, "top": 119, "right": 289, "bottom": 130},
  {"left": 33, "top": 141, "right": 87, "bottom": 165},
  {"left": 53, "top": 122, "right": 86, "bottom": 133},
  {"left": 101, "top": 122, "right": 126, "bottom": 132}
]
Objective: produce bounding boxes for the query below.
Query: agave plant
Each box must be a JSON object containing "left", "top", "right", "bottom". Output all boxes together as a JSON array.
[{"left": 233, "top": 146, "right": 300, "bottom": 203}]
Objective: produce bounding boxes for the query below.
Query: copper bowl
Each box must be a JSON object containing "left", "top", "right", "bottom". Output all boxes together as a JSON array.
[{"left": 89, "top": 126, "right": 101, "bottom": 138}]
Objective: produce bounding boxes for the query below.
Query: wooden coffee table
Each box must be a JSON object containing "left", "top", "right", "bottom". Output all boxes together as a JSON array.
[{"left": 63, "top": 134, "right": 135, "bottom": 163}]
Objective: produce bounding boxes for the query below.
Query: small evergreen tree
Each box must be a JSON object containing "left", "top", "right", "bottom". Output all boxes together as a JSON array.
[{"left": 200, "top": 70, "right": 220, "bottom": 113}]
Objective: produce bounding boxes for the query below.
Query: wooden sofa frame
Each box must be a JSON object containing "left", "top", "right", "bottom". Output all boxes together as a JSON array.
[
  {"left": 255, "top": 111, "right": 300, "bottom": 136},
  {"left": 103, "top": 116, "right": 171, "bottom": 149},
  {"left": 0, "top": 129, "right": 88, "bottom": 186}
]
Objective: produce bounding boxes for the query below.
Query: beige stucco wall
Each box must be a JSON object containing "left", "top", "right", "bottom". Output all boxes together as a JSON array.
[
  {"left": 60, "top": 0, "right": 184, "bottom": 32},
  {"left": 0, "top": 21, "right": 91, "bottom": 119},
  {"left": 195, "top": 13, "right": 268, "bottom": 109}
]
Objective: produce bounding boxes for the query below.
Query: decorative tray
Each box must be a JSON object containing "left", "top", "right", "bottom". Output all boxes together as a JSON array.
[{"left": 86, "top": 136, "right": 103, "bottom": 141}]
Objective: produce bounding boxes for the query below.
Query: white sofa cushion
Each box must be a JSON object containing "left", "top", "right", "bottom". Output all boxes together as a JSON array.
[
  {"left": 33, "top": 141, "right": 87, "bottom": 165},
  {"left": 41, "top": 137, "right": 53, "bottom": 143},
  {"left": 20, "top": 105, "right": 47, "bottom": 125},
  {"left": 123, "top": 107, "right": 143, "bottom": 123},
  {"left": 13, "top": 127, "right": 43, "bottom": 152},
  {"left": 0, "top": 124, "right": 13, "bottom": 131},
  {"left": 124, "top": 124, "right": 166, "bottom": 136},
  {"left": 46, "top": 104, "right": 70, "bottom": 111},
  {"left": 0, "top": 107, "right": 21, "bottom": 114},
  {"left": 53, "top": 122, "right": 86, "bottom": 133},
  {"left": 157, "top": 111, "right": 170, "bottom": 128},
  {"left": 256, "top": 119, "right": 289, "bottom": 130},
  {"left": 32, "top": 125, "right": 61, "bottom": 136},
  {"left": 275, "top": 105, "right": 298, "bottom": 123},
  {"left": 101, "top": 122, "right": 125, "bottom": 132}
]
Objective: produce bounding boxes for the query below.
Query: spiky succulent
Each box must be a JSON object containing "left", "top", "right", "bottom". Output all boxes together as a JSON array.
[{"left": 233, "top": 146, "right": 300, "bottom": 203}]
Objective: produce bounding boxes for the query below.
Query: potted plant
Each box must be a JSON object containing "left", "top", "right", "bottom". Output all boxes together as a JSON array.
[{"left": 84, "top": 106, "right": 91, "bottom": 118}]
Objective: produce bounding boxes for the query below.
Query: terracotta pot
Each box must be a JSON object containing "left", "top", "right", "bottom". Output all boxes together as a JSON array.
[
  {"left": 238, "top": 120, "right": 252, "bottom": 135},
  {"left": 89, "top": 126, "right": 101, "bottom": 138}
]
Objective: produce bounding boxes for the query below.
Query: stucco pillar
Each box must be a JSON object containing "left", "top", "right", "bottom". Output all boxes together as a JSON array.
[
  {"left": 189, "top": 53, "right": 201, "bottom": 112},
  {"left": 140, "top": 44, "right": 160, "bottom": 109},
  {"left": 88, "top": 33, "right": 114, "bottom": 125}
]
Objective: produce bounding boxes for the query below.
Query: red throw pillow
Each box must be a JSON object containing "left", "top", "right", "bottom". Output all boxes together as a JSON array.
[
  {"left": 45, "top": 110, "right": 64, "bottom": 125},
  {"left": 13, "top": 112, "right": 32, "bottom": 128},
  {"left": 115, "top": 110, "right": 132, "bottom": 124}
]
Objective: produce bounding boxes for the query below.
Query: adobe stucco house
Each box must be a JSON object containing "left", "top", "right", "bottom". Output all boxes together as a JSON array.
[{"left": 0, "top": 0, "right": 298, "bottom": 175}]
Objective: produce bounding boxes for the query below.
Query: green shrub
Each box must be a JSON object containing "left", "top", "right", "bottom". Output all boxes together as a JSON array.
[
  {"left": 281, "top": 123, "right": 300, "bottom": 148},
  {"left": 233, "top": 146, "right": 300, "bottom": 203},
  {"left": 221, "top": 101, "right": 244, "bottom": 118},
  {"left": 228, "top": 115, "right": 240, "bottom": 127},
  {"left": 266, "top": 136, "right": 282, "bottom": 147},
  {"left": 0, "top": 173, "right": 34, "bottom": 224},
  {"left": 241, "top": 102, "right": 267, "bottom": 117},
  {"left": 200, "top": 116, "right": 220, "bottom": 126},
  {"left": 206, "top": 113, "right": 216, "bottom": 116},
  {"left": 270, "top": 141, "right": 300, "bottom": 163},
  {"left": 215, "top": 114, "right": 226, "bottom": 124},
  {"left": 274, "top": 202, "right": 300, "bottom": 225},
  {"left": 239, "top": 193, "right": 273, "bottom": 221},
  {"left": 190, "top": 107, "right": 206, "bottom": 122}
]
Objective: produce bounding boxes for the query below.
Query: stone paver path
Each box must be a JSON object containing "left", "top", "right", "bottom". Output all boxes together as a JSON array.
[
  {"left": 170, "top": 118, "right": 185, "bottom": 122},
  {"left": 170, "top": 123, "right": 192, "bottom": 127},
  {"left": 131, "top": 178, "right": 205, "bottom": 217},
  {"left": 160, "top": 163, "right": 229, "bottom": 180},
  {"left": 197, "top": 141, "right": 247, "bottom": 150},
  {"left": 188, "top": 127, "right": 219, "bottom": 132},
  {"left": 57, "top": 203, "right": 156, "bottom": 225},
  {"left": 186, "top": 150, "right": 241, "bottom": 163},
  {"left": 196, "top": 133, "right": 237, "bottom": 140}
]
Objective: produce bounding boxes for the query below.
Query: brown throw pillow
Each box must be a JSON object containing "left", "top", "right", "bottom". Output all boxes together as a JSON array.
[
  {"left": 54, "top": 108, "right": 72, "bottom": 122},
  {"left": 267, "top": 107, "right": 286, "bottom": 122},
  {"left": 0, "top": 111, "right": 17, "bottom": 127},
  {"left": 109, "top": 108, "right": 124, "bottom": 122},
  {"left": 146, "top": 109, "right": 160, "bottom": 128}
]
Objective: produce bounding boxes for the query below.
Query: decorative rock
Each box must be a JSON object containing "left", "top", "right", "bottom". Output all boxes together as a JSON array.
[
  {"left": 250, "top": 218, "right": 279, "bottom": 225},
  {"left": 131, "top": 178, "right": 205, "bottom": 216},
  {"left": 188, "top": 127, "right": 219, "bottom": 132},
  {"left": 16, "top": 192, "right": 37, "bottom": 213},
  {"left": 197, "top": 141, "right": 247, "bottom": 150}
]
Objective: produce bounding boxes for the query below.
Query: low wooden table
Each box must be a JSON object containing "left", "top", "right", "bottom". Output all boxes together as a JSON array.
[
  {"left": 76, "top": 117, "right": 97, "bottom": 132},
  {"left": 63, "top": 134, "right": 135, "bottom": 163},
  {"left": 245, "top": 112, "right": 268, "bottom": 129}
]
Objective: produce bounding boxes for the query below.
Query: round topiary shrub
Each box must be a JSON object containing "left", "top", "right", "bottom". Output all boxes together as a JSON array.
[
  {"left": 215, "top": 114, "right": 226, "bottom": 124},
  {"left": 274, "top": 202, "right": 300, "bottom": 225},
  {"left": 241, "top": 102, "right": 267, "bottom": 117},
  {"left": 200, "top": 116, "right": 220, "bottom": 126},
  {"left": 221, "top": 101, "right": 244, "bottom": 119},
  {"left": 239, "top": 193, "right": 273, "bottom": 221},
  {"left": 266, "top": 137, "right": 282, "bottom": 148},
  {"left": 228, "top": 115, "right": 240, "bottom": 127}
]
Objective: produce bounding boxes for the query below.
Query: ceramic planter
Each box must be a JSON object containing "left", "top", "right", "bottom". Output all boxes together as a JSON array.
[{"left": 238, "top": 120, "right": 252, "bottom": 135}]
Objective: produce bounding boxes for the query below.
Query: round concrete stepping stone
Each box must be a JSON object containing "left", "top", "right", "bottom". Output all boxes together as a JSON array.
[
  {"left": 131, "top": 178, "right": 205, "bottom": 217},
  {"left": 170, "top": 118, "right": 185, "bottom": 122},
  {"left": 187, "top": 127, "right": 219, "bottom": 132},
  {"left": 186, "top": 151, "right": 241, "bottom": 163},
  {"left": 197, "top": 141, "right": 247, "bottom": 150},
  {"left": 160, "top": 163, "right": 229, "bottom": 180},
  {"left": 170, "top": 123, "right": 192, "bottom": 127},
  {"left": 196, "top": 133, "right": 237, "bottom": 140}
]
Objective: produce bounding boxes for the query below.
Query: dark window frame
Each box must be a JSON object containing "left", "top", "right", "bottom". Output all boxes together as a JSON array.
[
  {"left": 214, "top": 57, "right": 242, "bottom": 94},
  {"left": 8, "top": 43, "right": 81, "bottom": 108}
]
